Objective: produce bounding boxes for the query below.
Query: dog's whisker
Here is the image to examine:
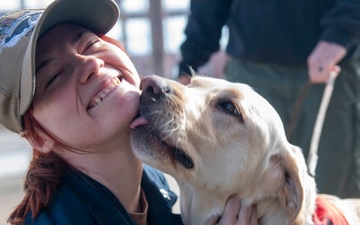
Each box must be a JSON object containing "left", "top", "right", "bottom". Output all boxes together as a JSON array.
[
  {"left": 157, "top": 116, "right": 182, "bottom": 140},
  {"left": 166, "top": 94, "right": 183, "bottom": 113},
  {"left": 162, "top": 123, "right": 181, "bottom": 140}
]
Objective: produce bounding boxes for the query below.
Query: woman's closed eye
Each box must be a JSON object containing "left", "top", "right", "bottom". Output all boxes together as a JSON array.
[
  {"left": 83, "top": 37, "right": 101, "bottom": 54},
  {"left": 46, "top": 69, "right": 64, "bottom": 88}
]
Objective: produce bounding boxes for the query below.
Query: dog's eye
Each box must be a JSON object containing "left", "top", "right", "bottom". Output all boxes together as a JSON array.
[{"left": 219, "top": 102, "right": 241, "bottom": 116}]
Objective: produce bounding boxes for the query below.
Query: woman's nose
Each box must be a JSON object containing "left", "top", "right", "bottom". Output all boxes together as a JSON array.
[{"left": 76, "top": 55, "right": 104, "bottom": 83}]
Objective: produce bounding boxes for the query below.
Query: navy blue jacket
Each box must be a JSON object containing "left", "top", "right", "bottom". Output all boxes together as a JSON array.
[
  {"left": 179, "top": 0, "right": 360, "bottom": 75},
  {"left": 25, "top": 165, "right": 183, "bottom": 225}
]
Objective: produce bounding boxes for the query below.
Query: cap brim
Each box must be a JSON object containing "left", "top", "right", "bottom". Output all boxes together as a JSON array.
[{"left": 20, "top": 0, "right": 119, "bottom": 115}]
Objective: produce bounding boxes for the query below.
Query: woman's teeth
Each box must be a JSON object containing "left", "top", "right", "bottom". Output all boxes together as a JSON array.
[{"left": 89, "top": 78, "right": 121, "bottom": 109}]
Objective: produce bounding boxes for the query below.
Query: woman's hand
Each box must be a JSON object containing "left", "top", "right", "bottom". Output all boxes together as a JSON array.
[{"left": 205, "top": 195, "right": 258, "bottom": 225}]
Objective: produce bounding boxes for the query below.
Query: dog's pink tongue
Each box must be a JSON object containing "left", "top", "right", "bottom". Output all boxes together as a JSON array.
[{"left": 130, "top": 116, "right": 149, "bottom": 129}]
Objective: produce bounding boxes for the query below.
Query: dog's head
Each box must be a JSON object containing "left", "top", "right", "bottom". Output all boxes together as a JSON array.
[{"left": 131, "top": 75, "right": 316, "bottom": 225}]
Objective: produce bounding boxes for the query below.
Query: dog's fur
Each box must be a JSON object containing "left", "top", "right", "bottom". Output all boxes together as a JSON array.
[{"left": 131, "top": 75, "right": 360, "bottom": 225}]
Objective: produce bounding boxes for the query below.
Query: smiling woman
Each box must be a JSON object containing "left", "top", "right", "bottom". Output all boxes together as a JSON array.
[
  {"left": 0, "top": 0, "right": 183, "bottom": 224},
  {"left": 30, "top": 23, "right": 141, "bottom": 150}
]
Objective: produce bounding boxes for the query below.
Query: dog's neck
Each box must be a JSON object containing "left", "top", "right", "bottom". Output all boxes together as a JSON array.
[
  {"left": 178, "top": 183, "right": 228, "bottom": 225},
  {"left": 177, "top": 173, "right": 317, "bottom": 225}
]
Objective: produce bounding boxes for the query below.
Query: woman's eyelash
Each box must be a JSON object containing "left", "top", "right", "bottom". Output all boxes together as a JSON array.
[
  {"left": 85, "top": 38, "right": 100, "bottom": 51},
  {"left": 46, "top": 71, "right": 63, "bottom": 88}
]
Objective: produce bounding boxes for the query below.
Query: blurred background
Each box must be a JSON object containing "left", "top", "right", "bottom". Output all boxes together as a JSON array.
[{"left": 0, "top": 0, "right": 229, "bottom": 224}]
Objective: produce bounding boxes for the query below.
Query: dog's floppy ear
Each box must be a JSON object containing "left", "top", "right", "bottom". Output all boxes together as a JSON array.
[{"left": 275, "top": 145, "right": 306, "bottom": 224}]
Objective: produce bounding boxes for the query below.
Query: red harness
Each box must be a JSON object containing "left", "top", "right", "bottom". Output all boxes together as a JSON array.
[{"left": 312, "top": 196, "right": 349, "bottom": 225}]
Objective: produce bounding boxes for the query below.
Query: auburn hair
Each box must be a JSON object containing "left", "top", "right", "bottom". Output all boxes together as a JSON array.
[
  {"left": 8, "top": 35, "right": 126, "bottom": 225},
  {"left": 7, "top": 109, "right": 72, "bottom": 225}
]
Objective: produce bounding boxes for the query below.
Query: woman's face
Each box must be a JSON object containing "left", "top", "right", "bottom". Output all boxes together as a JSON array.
[{"left": 33, "top": 23, "right": 141, "bottom": 150}]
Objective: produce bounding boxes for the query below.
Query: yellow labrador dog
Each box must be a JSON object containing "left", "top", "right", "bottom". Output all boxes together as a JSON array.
[{"left": 130, "top": 75, "right": 360, "bottom": 225}]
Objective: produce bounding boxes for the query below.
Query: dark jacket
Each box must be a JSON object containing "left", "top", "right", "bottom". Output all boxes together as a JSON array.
[
  {"left": 179, "top": 0, "right": 360, "bottom": 75},
  {"left": 25, "top": 165, "right": 183, "bottom": 225}
]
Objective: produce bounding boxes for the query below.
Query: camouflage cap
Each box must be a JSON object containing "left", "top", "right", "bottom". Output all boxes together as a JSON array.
[{"left": 0, "top": 0, "right": 119, "bottom": 133}]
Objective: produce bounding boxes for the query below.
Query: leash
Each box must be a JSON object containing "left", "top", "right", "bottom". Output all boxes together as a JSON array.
[
  {"left": 286, "top": 71, "right": 338, "bottom": 177},
  {"left": 307, "top": 71, "right": 337, "bottom": 177},
  {"left": 286, "top": 81, "right": 312, "bottom": 140}
]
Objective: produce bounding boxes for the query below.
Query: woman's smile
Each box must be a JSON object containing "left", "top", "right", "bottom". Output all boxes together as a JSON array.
[{"left": 88, "top": 76, "right": 121, "bottom": 110}]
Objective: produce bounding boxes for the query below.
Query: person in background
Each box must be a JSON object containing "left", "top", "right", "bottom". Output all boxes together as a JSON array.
[
  {"left": 178, "top": 0, "right": 360, "bottom": 198},
  {"left": 0, "top": 0, "right": 257, "bottom": 224}
]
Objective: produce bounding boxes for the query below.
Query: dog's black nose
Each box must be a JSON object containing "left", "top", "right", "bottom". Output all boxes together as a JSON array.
[{"left": 141, "top": 75, "right": 171, "bottom": 97}]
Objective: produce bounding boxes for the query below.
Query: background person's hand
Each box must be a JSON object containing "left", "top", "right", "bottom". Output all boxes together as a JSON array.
[
  {"left": 307, "top": 40, "right": 346, "bottom": 83},
  {"left": 178, "top": 74, "right": 191, "bottom": 85},
  {"left": 205, "top": 195, "right": 258, "bottom": 225}
]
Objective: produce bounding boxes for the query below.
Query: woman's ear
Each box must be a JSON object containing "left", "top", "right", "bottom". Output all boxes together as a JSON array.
[
  {"left": 21, "top": 130, "right": 55, "bottom": 153},
  {"left": 36, "top": 137, "right": 55, "bottom": 153}
]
